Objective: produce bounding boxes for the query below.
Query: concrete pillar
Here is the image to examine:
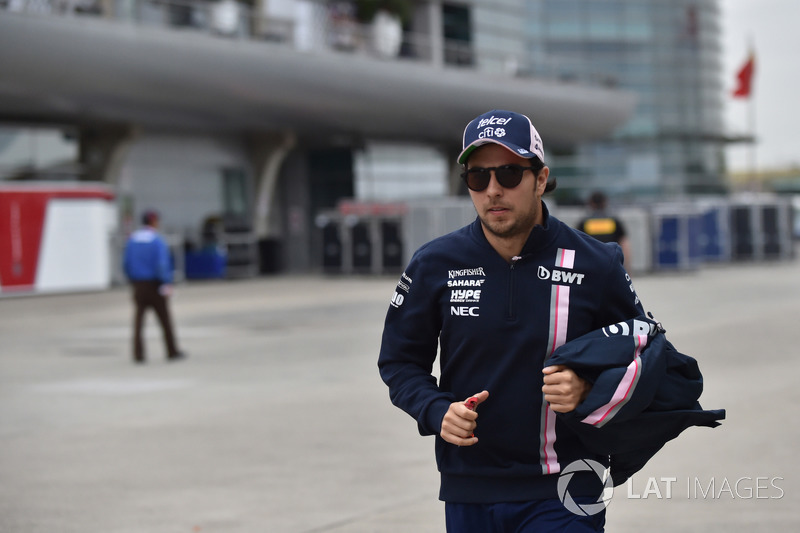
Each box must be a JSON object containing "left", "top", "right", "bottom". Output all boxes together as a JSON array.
[
  {"left": 250, "top": 131, "right": 297, "bottom": 240},
  {"left": 428, "top": 0, "right": 444, "bottom": 67},
  {"left": 447, "top": 147, "right": 465, "bottom": 196},
  {"left": 412, "top": 0, "right": 444, "bottom": 66},
  {"left": 78, "top": 125, "right": 139, "bottom": 185}
]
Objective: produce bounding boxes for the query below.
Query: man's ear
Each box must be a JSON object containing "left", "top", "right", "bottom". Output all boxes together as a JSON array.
[{"left": 537, "top": 166, "right": 550, "bottom": 194}]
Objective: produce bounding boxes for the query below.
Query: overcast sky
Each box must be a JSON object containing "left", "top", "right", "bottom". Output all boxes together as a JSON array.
[{"left": 721, "top": 0, "right": 799, "bottom": 172}]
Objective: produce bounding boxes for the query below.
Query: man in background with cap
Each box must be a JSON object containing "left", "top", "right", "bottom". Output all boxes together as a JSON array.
[
  {"left": 123, "top": 209, "right": 186, "bottom": 364},
  {"left": 378, "top": 110, "right": 645, "bottom": 531}
]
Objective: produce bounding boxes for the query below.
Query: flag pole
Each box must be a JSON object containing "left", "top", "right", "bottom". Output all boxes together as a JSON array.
[
  {"left": 746, "top": 38, "right": 757, "bottom": 187},
  {"left": 733, "top": 41, "right": 757, "bottom": 189},
  {"left": 748, "top": 85, "right": 757, "bottom": 187}
]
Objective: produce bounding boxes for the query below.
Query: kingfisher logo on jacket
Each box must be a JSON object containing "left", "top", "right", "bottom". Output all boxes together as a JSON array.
[{"left": 447, "top": 266, "right": 487, "bottom": 287}]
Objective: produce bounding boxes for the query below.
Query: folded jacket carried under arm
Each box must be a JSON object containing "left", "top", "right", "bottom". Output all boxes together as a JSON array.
[{"left": 546, "top": 315, "right": 726, "bottom": 486}]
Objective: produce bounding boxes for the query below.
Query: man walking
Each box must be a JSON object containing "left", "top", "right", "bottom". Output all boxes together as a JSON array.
[{"left": 123, "top": 209, "right": 186, "bottom": 364}]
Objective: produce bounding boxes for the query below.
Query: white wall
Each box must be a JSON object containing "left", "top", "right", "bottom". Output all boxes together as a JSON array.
[
  {"left": 118, "top": 133, "right": 252, "bottom": 237},
  {"left": 354, "top": 141, "right": 448, "bottom": 201},
  {"left": 36, "top": 198, "right": 117, "bottom": 292}
]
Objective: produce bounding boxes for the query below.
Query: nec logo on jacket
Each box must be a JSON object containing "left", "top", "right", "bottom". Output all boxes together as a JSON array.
[{"left": 450, "top": 306, "right": 480, "bottom": 317}]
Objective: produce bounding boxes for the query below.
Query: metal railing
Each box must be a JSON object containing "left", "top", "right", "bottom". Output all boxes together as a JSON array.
[
  {"left": 3, "top": 0, "right": 445, "bottom": 62},
  {"left": 2, "top": 0, "right": 618, "bottom": 85}
]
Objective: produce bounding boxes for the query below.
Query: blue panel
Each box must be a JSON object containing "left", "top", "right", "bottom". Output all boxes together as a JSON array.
[{"left": 656, "top": 216, "right": 680, "bottom": 267}]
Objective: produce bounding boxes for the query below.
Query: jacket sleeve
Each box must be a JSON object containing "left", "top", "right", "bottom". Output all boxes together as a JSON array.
[
  {"left": 122, "top": 240, "right": 133, "bottom": 280},
  {"left": 593, "top": 244, "right": 645, "bottom": 331},
  {"left": 377, "top": 249, "right": 454, "bottom": 436},
  {"left": 156, "top": 236, "right": 173, "bottom": 284}
]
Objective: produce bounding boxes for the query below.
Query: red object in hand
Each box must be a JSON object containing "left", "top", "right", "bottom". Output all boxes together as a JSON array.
[{"left": 465, "top": 397, "right": 478, "bottom": 437}]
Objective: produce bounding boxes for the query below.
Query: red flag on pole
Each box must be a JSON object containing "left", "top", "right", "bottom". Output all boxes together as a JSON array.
[{"left": 732, "top": 52, "right": 755, "bottom": 98}]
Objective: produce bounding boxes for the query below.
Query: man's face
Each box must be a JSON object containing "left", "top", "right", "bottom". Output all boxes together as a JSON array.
[{"left": 466, "top": 143, "right": 548, "bottom": 242}]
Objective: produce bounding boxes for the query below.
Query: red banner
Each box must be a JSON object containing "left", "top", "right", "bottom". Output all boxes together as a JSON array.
[{"left": 732, "top": 53, "right": 755, "bottom": 98}]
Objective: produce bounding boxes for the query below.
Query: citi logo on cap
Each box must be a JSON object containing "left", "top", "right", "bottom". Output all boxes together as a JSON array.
[{"left": 478, "top": 126, "right": 506, "bottom": 139}]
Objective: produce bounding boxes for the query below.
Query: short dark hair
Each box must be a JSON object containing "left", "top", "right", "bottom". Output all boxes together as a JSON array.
[
  {"left": 141, "top": 210, "right": 159, "bottom": 226},
  {"left": 529, "top": 158, "right": 558, "bottom": 194},
  {"left": 588, "top": 191, "right": 608, "bottom": 209}
]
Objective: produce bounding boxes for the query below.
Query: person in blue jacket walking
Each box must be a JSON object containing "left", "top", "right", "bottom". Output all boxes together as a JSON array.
[
  {"left": 378, "top": 110, "right": 647, "bottom": 532},
  {"left": 123, "top": 209, "right": 186, "bottom": 364}
]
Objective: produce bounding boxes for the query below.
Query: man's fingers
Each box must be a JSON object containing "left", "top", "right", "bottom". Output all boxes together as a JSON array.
[
  {"left": 443, "top": 409, "right": 477, "bottom": 431},
  {"left": 470, "top": 390, "right": 490, "bottom": 406},
  {"left": 442, "top": 393, "right": 489, "bottom": 446},
  {"left": 441, "top": 418, "right": 479, "bottom": 446},
  {"left": 442, "top": 433, "right": 479, "bottom": 446},
  {"left": 547, "top": 402, "right": 571, "bottom": 414},
  {"left": 449, "top": 415, "right": 477, "bottom": 432},
  {"left": 542, "top": 370, "right": 575, "bottom": 386},
  {"left": 542, "top": 364, "right": 567, "bottom": 375}
]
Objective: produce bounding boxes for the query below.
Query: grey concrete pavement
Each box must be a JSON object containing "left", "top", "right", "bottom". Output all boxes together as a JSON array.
[{"left": 1, "top": 261, "right": 798, "bottom": 532}]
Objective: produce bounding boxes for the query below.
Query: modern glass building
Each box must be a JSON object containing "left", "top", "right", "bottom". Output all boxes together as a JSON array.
[
  {"left": 1, "top": 0, "right": 730, "bottom": 278},
  {"left": 518, "top": 0, "right": 727, "bottom": 201}
]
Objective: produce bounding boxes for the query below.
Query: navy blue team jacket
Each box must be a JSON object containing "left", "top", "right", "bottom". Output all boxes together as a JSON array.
[
  {"left": 378, "top": 204, "right": 646, "bottom": 503},
  {"left": 546, "top": 315, "right": 725, "bottom": 486}
]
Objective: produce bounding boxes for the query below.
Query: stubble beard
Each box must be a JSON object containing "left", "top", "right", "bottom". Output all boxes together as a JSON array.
[{"left": 478, "top": 205, "right": 539, "bottom": 241}]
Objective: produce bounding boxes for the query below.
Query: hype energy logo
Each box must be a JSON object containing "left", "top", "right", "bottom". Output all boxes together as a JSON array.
[{"left": 557, "top": 459, "right": 614, "bottom": 516}]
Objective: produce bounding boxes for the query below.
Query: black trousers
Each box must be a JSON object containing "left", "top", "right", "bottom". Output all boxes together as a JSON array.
[{"left": 131, "top": 281, "right": 179, "bottom": 361}]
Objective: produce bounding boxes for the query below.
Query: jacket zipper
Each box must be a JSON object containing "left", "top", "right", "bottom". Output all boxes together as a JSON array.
[{"left": 508, "top": 255, "right": 522, "bottom": 319}]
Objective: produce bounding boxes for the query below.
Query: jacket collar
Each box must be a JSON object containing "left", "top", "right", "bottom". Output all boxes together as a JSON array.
[{"left": 469, "top": 200, "right": 562, "bottom": 258}]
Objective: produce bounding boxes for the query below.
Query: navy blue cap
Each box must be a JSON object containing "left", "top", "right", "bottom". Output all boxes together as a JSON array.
[{"left": 458, "top": 110, "right": 544, "bottom": 165}]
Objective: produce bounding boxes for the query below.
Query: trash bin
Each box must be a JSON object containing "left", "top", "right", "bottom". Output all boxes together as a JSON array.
[
  {"left": 381, "top": 219, "right": 403, "bottom": 272},
  {"left": 730, "top": 204, "right": 755, "bottom": 261},
  {"left": 696, "top": 200, "right": 730, "bottom": 263},
  {"left": 321, "top": 219, "right": 343, "bottom": 273},
  {"left": 350, "top": 220, "right": 372, "bottom": 273}
]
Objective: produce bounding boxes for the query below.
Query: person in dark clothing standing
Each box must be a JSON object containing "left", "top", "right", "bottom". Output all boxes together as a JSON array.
[
  {"left": 577, "top": 191, "right": 631, "bottom": 265},
  {"left": 123, "top": 210, "right": 186, "bottom": 364}
]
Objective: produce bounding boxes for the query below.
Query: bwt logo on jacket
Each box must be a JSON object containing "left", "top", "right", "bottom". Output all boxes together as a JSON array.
[
  {"left": 602, "top": 319, "right": 657, "bottom": 338},
  {"left": 538, "top": 266, "right": 585, "bottom": 285}
]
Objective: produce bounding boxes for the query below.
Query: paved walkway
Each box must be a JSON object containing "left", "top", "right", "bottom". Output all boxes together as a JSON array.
[{"left": 1, "top": 261, "right": 798, "bottom": 532}]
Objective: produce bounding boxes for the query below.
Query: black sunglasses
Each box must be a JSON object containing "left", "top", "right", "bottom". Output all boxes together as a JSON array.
[{"left": 461, "top": 164, "right": 540, "bottom": 192}]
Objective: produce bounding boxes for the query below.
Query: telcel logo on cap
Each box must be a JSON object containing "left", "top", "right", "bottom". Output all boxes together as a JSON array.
[{"left": 477, "top": 116, "right": 513, "bottom": 128}]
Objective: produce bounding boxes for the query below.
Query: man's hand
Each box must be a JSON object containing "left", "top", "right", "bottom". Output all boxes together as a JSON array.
[
  {"left": 542, "top": 365, "right": 590, "bottom": 413},
  {"left": 440, "top": 390, "right": 489, "bottom": 446}
]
